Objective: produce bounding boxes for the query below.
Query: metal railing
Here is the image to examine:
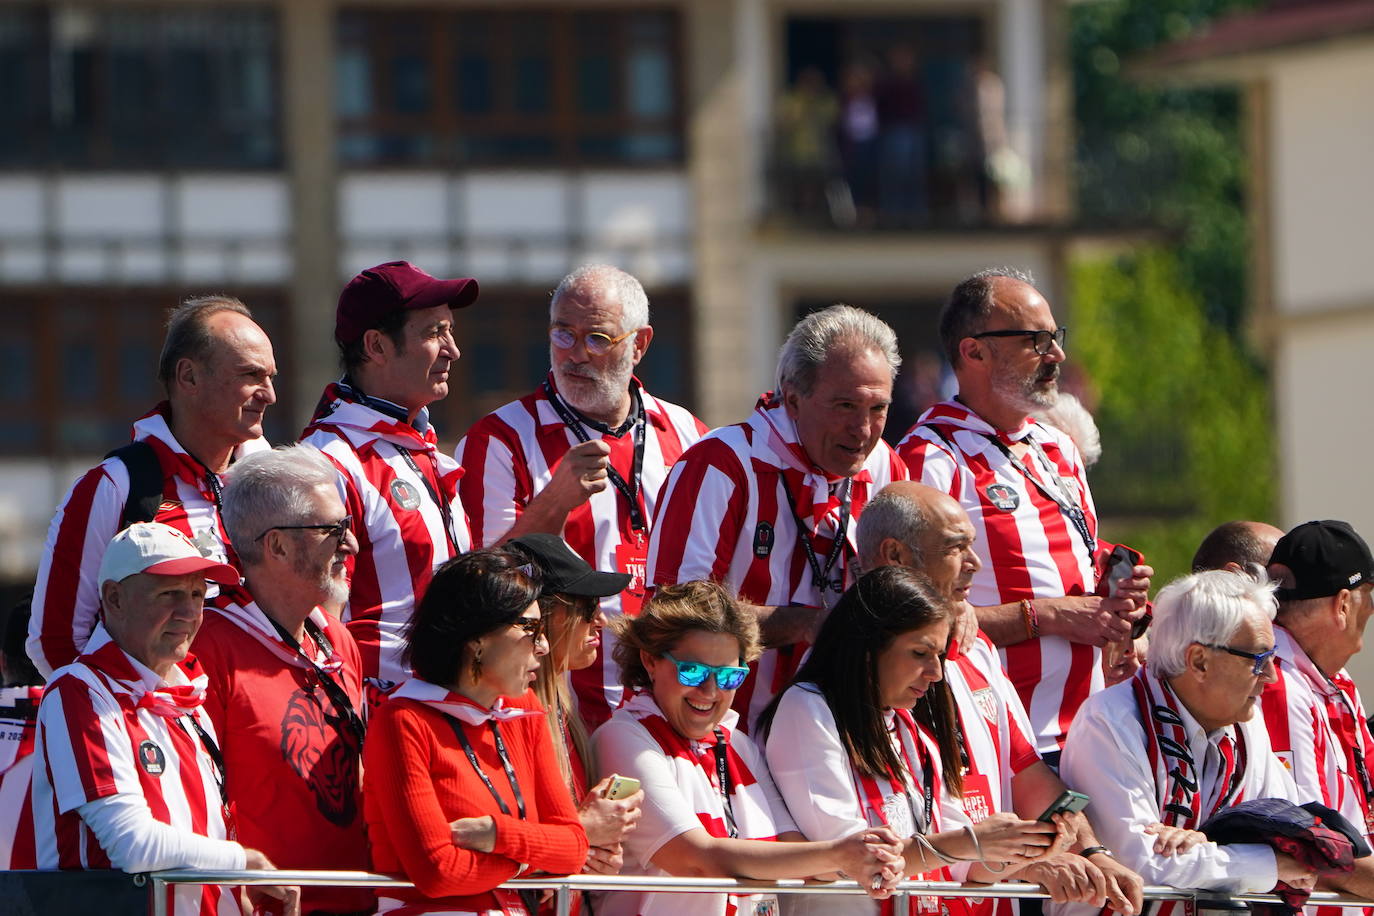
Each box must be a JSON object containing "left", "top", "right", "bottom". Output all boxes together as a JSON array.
[{"left": 145, "top": 869, "right": 1371, "bottom": 916}]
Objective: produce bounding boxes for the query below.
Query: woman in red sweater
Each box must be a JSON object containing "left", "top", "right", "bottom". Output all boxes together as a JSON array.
[{"left": 364, "top": 549, "right": 589, "bottom": 915}]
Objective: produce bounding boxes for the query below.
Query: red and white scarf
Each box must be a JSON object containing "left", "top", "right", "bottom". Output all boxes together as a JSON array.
[
  {"left": 208, "top": 585, "right": 344, "bottom": 673},
  {"left": 390, "top": 678, "right": 540, "bottom": 726},
  {"left": 751, "top": 392, "right": 871, "bottom": 531}
]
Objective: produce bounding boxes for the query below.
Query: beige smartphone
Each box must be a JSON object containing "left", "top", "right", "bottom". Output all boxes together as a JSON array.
[{"left": 604, "top": 774, "right": 641, "bottom": 800}]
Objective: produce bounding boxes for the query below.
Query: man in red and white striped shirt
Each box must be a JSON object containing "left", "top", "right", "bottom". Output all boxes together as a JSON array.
[
  {"left": 1262, "top": 520, "right": 1374, "bottom": 906},
  {"left": 648, "top": 304, "right": 907, "bottom": 730},
  {"left": 858, "top": 481, "right": 1144, "bottom": 914},
  {"left": 302, "top": 261, "right": 479, "bottom": 691},
  {"left": 28, "top": 297, "right": 276, "bottom": 678},
  {"left": 32, "top": 522, "right": 294, "bottom": 916},
  {"left": 897, "top": 268, "right": 1151, "bottom": 758},
  {"left": 457, "top": 265, "right": 707, "bottom": 726}
]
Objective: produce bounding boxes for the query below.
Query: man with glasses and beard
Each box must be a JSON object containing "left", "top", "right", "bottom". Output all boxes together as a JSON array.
[
  {"left": 457, "top": 264, "right": 707, "bottom": 728},
  {"left": 897, "top": 268, "right": 1151, "bottom": 767},
  {"left": 192, "top": 445, "right": 370, "bottom": 916}
]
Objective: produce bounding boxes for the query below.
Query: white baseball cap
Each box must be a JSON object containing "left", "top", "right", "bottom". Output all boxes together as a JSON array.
[{"left": 97, "top": 522, "right": 240, "bottom": 587}]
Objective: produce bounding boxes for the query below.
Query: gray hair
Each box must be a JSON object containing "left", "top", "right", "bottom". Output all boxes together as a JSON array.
[
  {"left": 1147, "top": 569, "right": 1277, "bottom": 679},
  {"left": 550, "top": 264, "right": 650, "bottom": 333},
  {"left": 221, "top": 445, "right": 342, "bottom": 567},
  {"left": 856, "top": 489, "right": 928, "bottom": 572},
  {"left": 1034, "top": 393, "right": 1101, "bottom": 467},
  {"left": 776, "top": 304, "right": 901, "bottom": 397},
  {"left": 158, "top": 295, "right": 254, "bottom": 391},
  {"left": 939, "top": 267, "right": 1036, "bottom": 367}
]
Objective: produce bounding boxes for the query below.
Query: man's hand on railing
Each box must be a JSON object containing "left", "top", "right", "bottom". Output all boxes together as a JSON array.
[
  {"left": 1274, "top": 853, "right": 1318, "bottom": 891},
  {"left": 1021, "top": 853, "right": 1108, "bottom": 906},
  {"left": 1143, "top": 823, "right": 1207, "bottom": 857},
  {"left": 1086, "top": 850, "right": 1144, "bottom": 915},
  {"left": 239, "top": 849, "right": 301, "bottom": 916},
  {"left": 583, "top": 843, "right": 625, "bottom": 876}
]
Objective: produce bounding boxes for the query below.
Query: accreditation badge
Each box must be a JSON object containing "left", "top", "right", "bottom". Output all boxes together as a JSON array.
[
  {"left": 615, "top": 541, "right": 648, "bottom": 616},
  {"left": 959, "top": 772, "right": 994, "bottom": 824}
]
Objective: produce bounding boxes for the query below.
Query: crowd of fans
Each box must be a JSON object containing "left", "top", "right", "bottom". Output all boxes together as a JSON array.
[{"left": 1, "top": 259, "right": 1372, "bottom": 916}]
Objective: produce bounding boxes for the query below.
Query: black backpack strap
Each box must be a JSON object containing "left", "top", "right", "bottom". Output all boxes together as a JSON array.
[{"left": 103, "top": 440, "right": 165, "bottom": 528}]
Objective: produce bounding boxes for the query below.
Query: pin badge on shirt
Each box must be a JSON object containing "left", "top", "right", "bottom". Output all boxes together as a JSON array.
[
  {"left": 985, "top": 483, "right": 1020, "bottom": 512},
  {"left": 390, "top": 479, "right": 423, "bottom": 511},
  {"left": 753, "top": 522, "right": 774, "bottom": 557},
  {"left": 138, "top": 740, "right": 166, "bottom": 776}
]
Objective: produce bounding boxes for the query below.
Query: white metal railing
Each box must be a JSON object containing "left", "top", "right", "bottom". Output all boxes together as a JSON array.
[{"left": 144, "top": 869, "right": 1372, "bottom": 916}]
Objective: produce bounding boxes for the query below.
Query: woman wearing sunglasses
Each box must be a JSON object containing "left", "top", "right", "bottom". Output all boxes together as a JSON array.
[
  {"left": 363, "top": 549, "right": 588, "bottom": 916},
  {"left": 509, "top": 533, "right": 645, "bottom": 882},
  {"left": 758, "top": 566, "right": 1070, "bottom": 916},
  {"left": 593, "top": 579, "right": 906, "bottom": 916}
]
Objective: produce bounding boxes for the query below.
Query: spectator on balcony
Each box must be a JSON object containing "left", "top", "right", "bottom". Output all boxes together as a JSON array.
[
  {"left": 875, "top": 44, "right": 929, "bottom": 225},
  {"left": 364, "top": 549, "right": 587, "bottom": 916},
  {"left": 457, "top": 264, "right": 707, "bottom": 730},
  {"left": 592, "top": 579, "right": 906, "bottom": 916},
  {"left": 302, "top": 260, "right": 479, "bottom": 701},
  {"left": 29, "top": 296, "right": 276, "bottom": 678},
  {"left": 775, "top": 66, "right": 838, "bottom": 223},
  {"left": 837, "top": 61, "right": 881, "bottom": 228}
]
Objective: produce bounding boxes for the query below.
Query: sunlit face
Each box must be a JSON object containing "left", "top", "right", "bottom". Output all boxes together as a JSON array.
[
  {"left": 102, "top": 572, "right": 208, "bottom": 678},
  {"left": 471, "top": 601, "right": 549, "bottom": 699},
  {"left": 284, "top": 484, "right": 357, "bottom": 608},
  {"left": 784, "top": 347, "right": 893, "bottom": 478},
  {"left": 915, "top": 496, "right": 981, "bottom": 604},
  {"left": 546, "top": 594, "right": 607, "bottom": 673},
  {"left": 875, "top": 619, "right": 950, "bottom": 710},
  {"left": 1192, "top": 612, "right": 1277, "bottom": 731},
  {"left": 981, "top": 280, "right": 1064, "bottom": 414},
  {"left": 643, "top": 630, "right": 744, "bottom": 740},
  {"left": 550, "top": 291, "right": 647, "bottom": 419},
  {"left": 374, "top": 304, "right": 460, "bottom": 411},
  {"left": 188, "top": 311, "right": 277, "bottom": 444}
]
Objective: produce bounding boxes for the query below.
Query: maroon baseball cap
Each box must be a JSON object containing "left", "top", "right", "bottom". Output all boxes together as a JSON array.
[{"left": 335, "top": 261, "right": 480, "bottom": 345}]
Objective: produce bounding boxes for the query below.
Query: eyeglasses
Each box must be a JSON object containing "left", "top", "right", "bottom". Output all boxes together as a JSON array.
[
  {"left": 550, "top": 326, "right": 637, "bottom": 356},
  {"left": 662, "top": 652, "right": 750, "bottom": 691},
  {"left": 255, "top": 515, "right": 352, "bottom": 543},
  {"left": 970, "top": 327, "right": 1068, "bottom": 355},
  {"left": 1204, "top": 643, "right": 1278, "bottom": 676},
  {"left": 548, "top": 592, "right": 600, "bottom": 622},
  {"left": 512, "top": 616, "right": 548, "bottom": 643}
]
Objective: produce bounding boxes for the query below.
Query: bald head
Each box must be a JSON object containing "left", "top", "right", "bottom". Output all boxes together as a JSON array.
[
  {"left": 1191, "top": 521, "right": 1284, "bottom": 575},
  {"left": 858, "top": 482, "right": 981, "bottom": 602}
]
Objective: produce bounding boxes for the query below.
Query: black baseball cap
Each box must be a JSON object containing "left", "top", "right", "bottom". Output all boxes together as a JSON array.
[
  {"left": 1270, "top": 520, "right": 1374, "bottom": 601},
  {"left": 508, "top": 533, "right": 630, "bottom": 598}
]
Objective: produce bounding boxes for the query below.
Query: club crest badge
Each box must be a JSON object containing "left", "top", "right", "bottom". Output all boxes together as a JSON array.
[
  {"left": 985, "top": 484, "right": 1019, "bottom": 512},
  {"left": 138, "top": 740, "right": 166, "bottom": 776},
  {"left": 753, "top": 522, "right": 774, "bottom": 557},
  {"left": 390, "top": 479, "right": 422, "bottom": 510}
]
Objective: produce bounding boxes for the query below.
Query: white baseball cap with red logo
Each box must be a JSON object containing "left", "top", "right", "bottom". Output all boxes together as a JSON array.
[{"left": 97, "top": 522, "right": 240, "bottom": 587}]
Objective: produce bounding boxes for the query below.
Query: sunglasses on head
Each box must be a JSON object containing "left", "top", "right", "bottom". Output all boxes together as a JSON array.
[{"left": 662, "top": 651, "right": 749, "bottom": 691}]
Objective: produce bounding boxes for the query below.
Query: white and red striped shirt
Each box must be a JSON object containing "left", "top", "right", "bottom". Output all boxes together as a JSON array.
[
  {"left": 0, "top": 686, "right": 41, "bottom": 870},
  {"left": 456, "top": 375, "right": 707, "bottom": 727},
  {"left": 647, "top": 394, "right": 907, "bottom": 730},
  {"left": 28, "top": 404, "right": 268, "bottom": 678},
  {"left": 898, "top": 400, "right": 1098, "bottom": 753},
  {"left": 1262, "top": 624, "right": 1374, "bottom": 916},
  {"left": 301, "top": 382, "right": 472, "bottom": 686},
  {"left": 32, "top": 626, "right": 240, "bottom": 916},
  {"left": 592, "top": 691, "right": 795, "bottom": 916}
]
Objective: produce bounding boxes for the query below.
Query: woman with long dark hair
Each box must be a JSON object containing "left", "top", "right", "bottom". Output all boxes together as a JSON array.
[{"left": 759, "top": 566, "right": 1068, "bottom": 915}]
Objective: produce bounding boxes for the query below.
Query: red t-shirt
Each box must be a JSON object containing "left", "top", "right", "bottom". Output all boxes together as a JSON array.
[{"left": 192, "top": 609, "right": 371, "bottom": 914}]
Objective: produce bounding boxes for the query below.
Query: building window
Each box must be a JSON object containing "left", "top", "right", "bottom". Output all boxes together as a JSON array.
[
  {"left": 336, "top": 8, "right": 683, "bottom": 168},
  {"left": 0, "top": 5, "right": 280, "bottom": 169},
  {"left": 0, "top": 290, "right": 291, "bottom": 457}
]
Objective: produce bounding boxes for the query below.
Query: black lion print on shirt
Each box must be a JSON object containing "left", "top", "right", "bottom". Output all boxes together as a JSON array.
[{"left": 280, "top": 688, "right": 361, "bottom": 827}]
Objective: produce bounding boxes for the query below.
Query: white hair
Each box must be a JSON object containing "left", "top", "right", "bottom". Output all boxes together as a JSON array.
[
  {"left": 221, "top": 445, "right": 341, "bottom": 567},
  {"left": 1147, "top": 569, "right": 1277, "bottom": 679},
  {"left": 856, "top": 489, "right": 928, "bottom": 571},
  {"left": 550, "top": 264, "right": 650, "bottom": 333},
  {"left": 1034, "top": 393, "right": 1102, "bottom": 467},
  {"left": 776, "top": 304, "right": 901, "bottom": 396}
]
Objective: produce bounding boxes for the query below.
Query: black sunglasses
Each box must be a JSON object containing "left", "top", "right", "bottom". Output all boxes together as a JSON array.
[
  {"left": 255, "top": 515, "right": 352, "bottom": 543},
  {"left": 970, "top": 327, "right": 1067, "bottom": 355}
]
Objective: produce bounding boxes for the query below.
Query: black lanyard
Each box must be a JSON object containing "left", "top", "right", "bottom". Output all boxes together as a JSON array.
[
  {"left": 982, "top": 434, "right": 1095, "bottom": 555},
  {"left": 180, "top": 714, "right": 229, "bottom": 809},
  {"left": 447, "top": 717, "right": 527, "bottom": 820},
  {"left": 395, "top": 446, "right": 462, "bottom": 554},
  {"left": 543, "top": 379, "right": 649, "bottom": 536},
  {"left": 894, "top": 716, "right": 935, "bottom": 835},
  {"left": 776, "top": 474, "right": 853, "bottom": 610},
  {"left": 712, "top": 728, "right": 739, "bottom": 838},
  {"left": 266, "top": 615, "right": 367, "bottom": 748}
]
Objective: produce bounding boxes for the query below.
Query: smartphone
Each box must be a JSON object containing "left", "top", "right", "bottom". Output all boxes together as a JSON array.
[
  {"left": 604, "top": 774, "right": 641, "bottom": 800},
  {"left": 1037, "top": 790, "right": 1090, "bottom": 823},
  {"left": 1104, "top": 544, "right": 1150, "bottom": 640}
]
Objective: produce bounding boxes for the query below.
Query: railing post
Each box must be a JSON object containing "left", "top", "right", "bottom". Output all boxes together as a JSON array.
[
  {"left": 150, "top": 875, "right": 168, "bottom": 916},
  {"left": 556, "top": 881, "right": 572, "bottom": 916}
]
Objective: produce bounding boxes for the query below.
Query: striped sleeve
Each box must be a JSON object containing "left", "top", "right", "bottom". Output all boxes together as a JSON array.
[
  {"left": 646, "top": 437, "right": 749, "bottom": 587},
  {"left": 29, "top": 462, "right": 130, "bottom": 678},
  {"left": 36, "top": 673, "right": 130, "bottom": 813},
  {"left": 455, "top": 415, "right": 529, "bottom": 548}
]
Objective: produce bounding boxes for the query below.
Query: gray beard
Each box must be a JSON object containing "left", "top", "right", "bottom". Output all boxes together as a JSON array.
[{"left": 553, "top": 360, "right": 634, "bottom": 420}]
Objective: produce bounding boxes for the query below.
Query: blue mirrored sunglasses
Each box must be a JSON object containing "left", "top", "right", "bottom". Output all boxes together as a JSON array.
[
  {"left": 1205, "top": 643, "right": 1277, "bottom": 676},
  {"left": 663, "top": 651, "right": 749, "bottom": 691}
]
